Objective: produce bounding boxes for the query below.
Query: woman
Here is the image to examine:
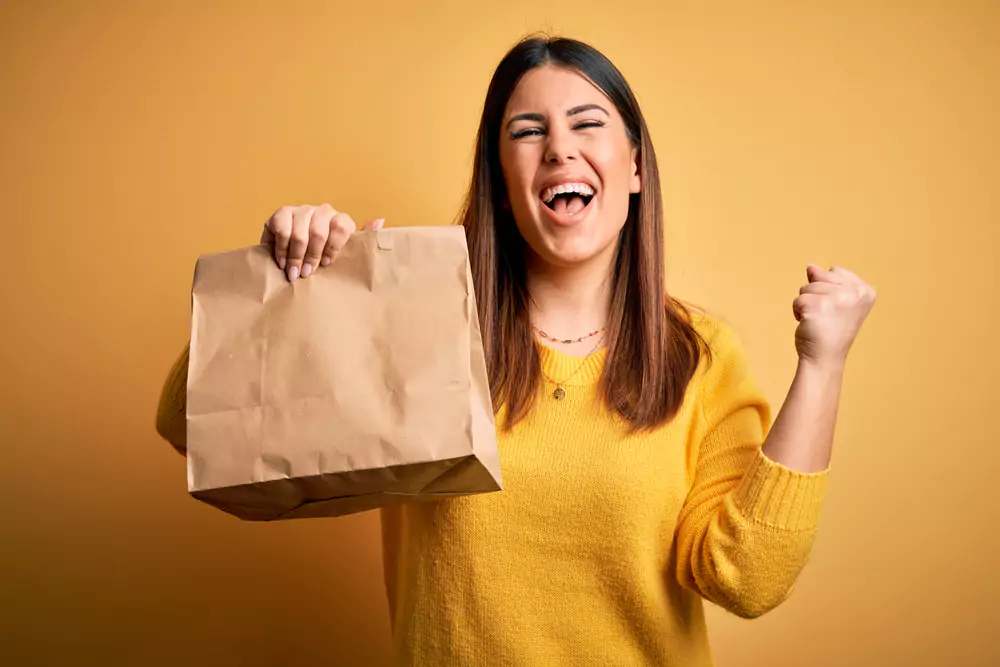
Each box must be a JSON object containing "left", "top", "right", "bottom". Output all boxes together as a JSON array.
[{"left": 157, "top": 36, "right": 875, "bottom": 665}]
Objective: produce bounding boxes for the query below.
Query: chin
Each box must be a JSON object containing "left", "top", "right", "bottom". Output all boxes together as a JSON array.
[
  {"left": 512, "top": 199, "right": 625, "bottom": 269},
  {"left": 533, "top": 226, "right": 618, "bottom": 268}
]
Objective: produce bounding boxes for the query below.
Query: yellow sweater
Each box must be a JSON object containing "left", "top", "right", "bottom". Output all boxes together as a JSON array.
[
  {"left": 157, "top": 314, "right": 829, "bottom": 666},
  {"left": 378, "top": 315, "right": 829, "bottom": 666}
]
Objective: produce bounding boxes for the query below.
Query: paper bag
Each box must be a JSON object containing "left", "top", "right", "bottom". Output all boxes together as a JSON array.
[{"left": 186, "top": 226, "right": 502, "bottom": 521}]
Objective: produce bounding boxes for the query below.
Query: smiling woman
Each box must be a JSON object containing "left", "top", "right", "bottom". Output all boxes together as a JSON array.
[
  {"left": 461, "top": 38, "right": 705, "bottom": 432},
  {"left": 155, "top": 32, "right": 876, "bottom": 667},
  {"left": 382, "top": 36, "right": 871, "bottom": 667}
]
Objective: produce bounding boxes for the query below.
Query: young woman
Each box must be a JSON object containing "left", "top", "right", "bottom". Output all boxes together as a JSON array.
[{"left": 158, "top": 36, "right": 875, "bottom": 665}]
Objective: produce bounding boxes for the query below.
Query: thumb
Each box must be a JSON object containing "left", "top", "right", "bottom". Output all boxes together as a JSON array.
[{"left": 363, "top": 217, "right": 385, "bottom": 231}]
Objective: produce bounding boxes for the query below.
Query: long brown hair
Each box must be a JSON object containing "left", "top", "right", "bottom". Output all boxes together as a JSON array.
[{"left": 460, "top": 35, "right": 709, "bottom": 431}]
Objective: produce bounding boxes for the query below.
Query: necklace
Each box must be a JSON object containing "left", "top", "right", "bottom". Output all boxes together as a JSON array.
[
  {"left": 532, "top": 323, "right": 605, "bottom": 345},
  {"left": 539, "top": 332, "right": 605, "bottom": 400}
]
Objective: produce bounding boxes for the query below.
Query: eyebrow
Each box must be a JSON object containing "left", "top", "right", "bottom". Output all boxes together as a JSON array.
[{"left": 505, "top": 104, "right": 610, "bottom": 131}]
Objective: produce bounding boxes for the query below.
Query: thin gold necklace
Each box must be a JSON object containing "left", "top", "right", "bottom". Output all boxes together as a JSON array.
[
  {"left": 532, "top": 323, "right": 605, "bottom": 345},
  {"left": 539, "top": 332, "right": 605, "bottom": 400}
]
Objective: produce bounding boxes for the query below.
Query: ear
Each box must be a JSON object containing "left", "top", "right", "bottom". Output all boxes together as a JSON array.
[{"left": 629, "top": 147, "right": 641, "bottom": 194}]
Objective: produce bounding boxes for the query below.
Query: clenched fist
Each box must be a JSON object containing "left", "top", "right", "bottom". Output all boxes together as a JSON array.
[
  {"left": 261, "top": 204, "right": 384, "bottom": 282},
  {"left": 793, "top": 264, "right": 877, "bottom": 366}
]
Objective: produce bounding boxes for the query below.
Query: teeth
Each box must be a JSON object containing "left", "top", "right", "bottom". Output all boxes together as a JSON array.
[{"left": 541, "top": 182, "right": 596, "bottom": 204}]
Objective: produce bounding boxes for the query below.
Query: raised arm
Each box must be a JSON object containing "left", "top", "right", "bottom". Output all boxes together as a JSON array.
[
  {"left": 674, "top": 322, "right": 829, "bottom": 619},
  {"left": 674, "top": 264, "right": 875, "bottom": 619}
]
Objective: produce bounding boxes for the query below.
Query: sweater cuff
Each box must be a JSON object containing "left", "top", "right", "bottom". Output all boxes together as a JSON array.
[{"left": 731, "top": 449, "right": 830, "bottom": 531}]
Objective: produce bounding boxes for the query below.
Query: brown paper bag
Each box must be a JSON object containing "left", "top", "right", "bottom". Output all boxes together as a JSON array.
[{"left": 186, "top": 226, "right": 502, "bottom": 521}]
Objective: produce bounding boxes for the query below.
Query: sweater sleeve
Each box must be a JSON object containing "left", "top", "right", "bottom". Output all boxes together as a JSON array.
[
  {"left": 155, "top": 343, "right": 190, "bottom": 456},
  {"left": 673, "top": 320, "right": 830, "bottom": 619}
]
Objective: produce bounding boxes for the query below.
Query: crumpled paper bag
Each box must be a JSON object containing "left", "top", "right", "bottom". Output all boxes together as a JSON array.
[{"left": 186, "top": 226, "right": 501, "bottom": 520}]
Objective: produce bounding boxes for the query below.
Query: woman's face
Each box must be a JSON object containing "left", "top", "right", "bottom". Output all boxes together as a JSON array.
[{"left": 499, "top": 64, "right": 640, "bottom": 269}]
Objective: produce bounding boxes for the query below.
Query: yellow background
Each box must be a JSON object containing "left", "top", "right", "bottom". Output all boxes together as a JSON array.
[{"left": 2, "top": 1, "right": 997, "bottom": 665}]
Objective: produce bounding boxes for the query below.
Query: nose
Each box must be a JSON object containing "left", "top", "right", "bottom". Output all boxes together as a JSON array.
[{"left": 543, "top": 123, "right": 578, "bottom": 164}]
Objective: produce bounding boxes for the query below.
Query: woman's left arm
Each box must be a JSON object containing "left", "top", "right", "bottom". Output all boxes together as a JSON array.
[
  {"left": 763, "top": 264, "right": 878, "bottom": 474},
  {"left": 674, "top": 264, "right": 875, "bottom": 619}
]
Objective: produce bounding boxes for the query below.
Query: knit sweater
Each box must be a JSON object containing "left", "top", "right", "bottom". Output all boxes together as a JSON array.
[
  {"left": 378, "top": 314, "right": 829, "bottom": 666},
  {"left": 156, "top": 313, "right": 830, "bottom": 666}
]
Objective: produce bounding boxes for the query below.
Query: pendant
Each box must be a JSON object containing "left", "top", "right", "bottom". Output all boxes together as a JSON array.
[{"left": 553, "top": 387, "right": 566, "bottom": 400}]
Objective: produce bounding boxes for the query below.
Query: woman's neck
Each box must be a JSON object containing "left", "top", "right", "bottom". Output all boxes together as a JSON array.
[{"left": 526, "top": 251, "right": 613, "bottom": 353}]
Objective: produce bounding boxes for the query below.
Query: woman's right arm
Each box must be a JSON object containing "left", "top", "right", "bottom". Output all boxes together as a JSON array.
[
  {"left": 155, "top": 343, "right": 190, "bottom": 455},
  {"left": 154, "top": 205, "right": 384, "bottom": 456}
]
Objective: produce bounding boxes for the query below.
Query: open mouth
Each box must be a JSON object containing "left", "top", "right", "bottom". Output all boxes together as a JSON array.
[{"left": 540, "top": 183, "right": 596, "bottom": 217}]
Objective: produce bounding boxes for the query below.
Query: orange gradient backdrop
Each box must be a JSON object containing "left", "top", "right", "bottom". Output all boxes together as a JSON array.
[{"left": 2, "top": 2, "right": 998, "bottom": 665}]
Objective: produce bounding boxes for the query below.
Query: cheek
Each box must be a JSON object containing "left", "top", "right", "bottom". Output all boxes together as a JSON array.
[
  {"left": 589, "top": 143, "right": 635, "bottom": 230},
  {"left": 593, "top": 142, "right": 634, "bottom": 188},
  {"left": 499, "top": 146, "right": 535, "bottom": 200}
]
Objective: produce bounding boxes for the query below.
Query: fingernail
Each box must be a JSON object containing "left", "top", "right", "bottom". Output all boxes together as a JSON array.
[
  {"left": 288, "top": 265, "right": 299, "bottom": 281},
  {"left": 376, "top": 218, "right": 386, "bottom": 229},
  {"left": 278, "top": 257, "right": 286, "bottom": 270},
  {"left": 321, "top": 257, "right": 331, "bottom": 267},
  {"left": 301, "top": 263, "right": 312, "bottom": 278}
]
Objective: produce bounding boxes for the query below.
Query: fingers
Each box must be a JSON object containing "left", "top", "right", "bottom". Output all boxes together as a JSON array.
[
  {"left": 806, "top": 264, "right": 843, "bottom": 285},
  {"left": 260, "top": 225, "right": 274, "bottom": 245},
  {"left": 830, "top": 265, "right": 861, "bottom": 282},
  {"left": 319, "top": 217, "right": 384, "bottom": 266},
  {"left": 301, "top": 204, "right": 337, "bottom": 278},
  {"left": 320, "top": 212, "right": 358, "bottom": 267},
  {"left": 264, "top": 206, "right": 295, "bottom": 271},
  {"left": 792, "top": 293, "right": 821, "bottom": 322},
  {"left": 264, "top": 206, "right": 385, "bottom": 280},
  {"left": 284, "top": 206, "right": 322, "bottom": 281},
  {"left": 805, "top": 263, "right": 875, "bottom": 298},
  {"left": 799, "top": 281, "right": 838, "bottom": 295}
]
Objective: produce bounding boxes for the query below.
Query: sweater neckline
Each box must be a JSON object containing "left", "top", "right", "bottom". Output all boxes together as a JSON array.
[{"left": 535, "top": 341, "right": 608, "bottom": 387}]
